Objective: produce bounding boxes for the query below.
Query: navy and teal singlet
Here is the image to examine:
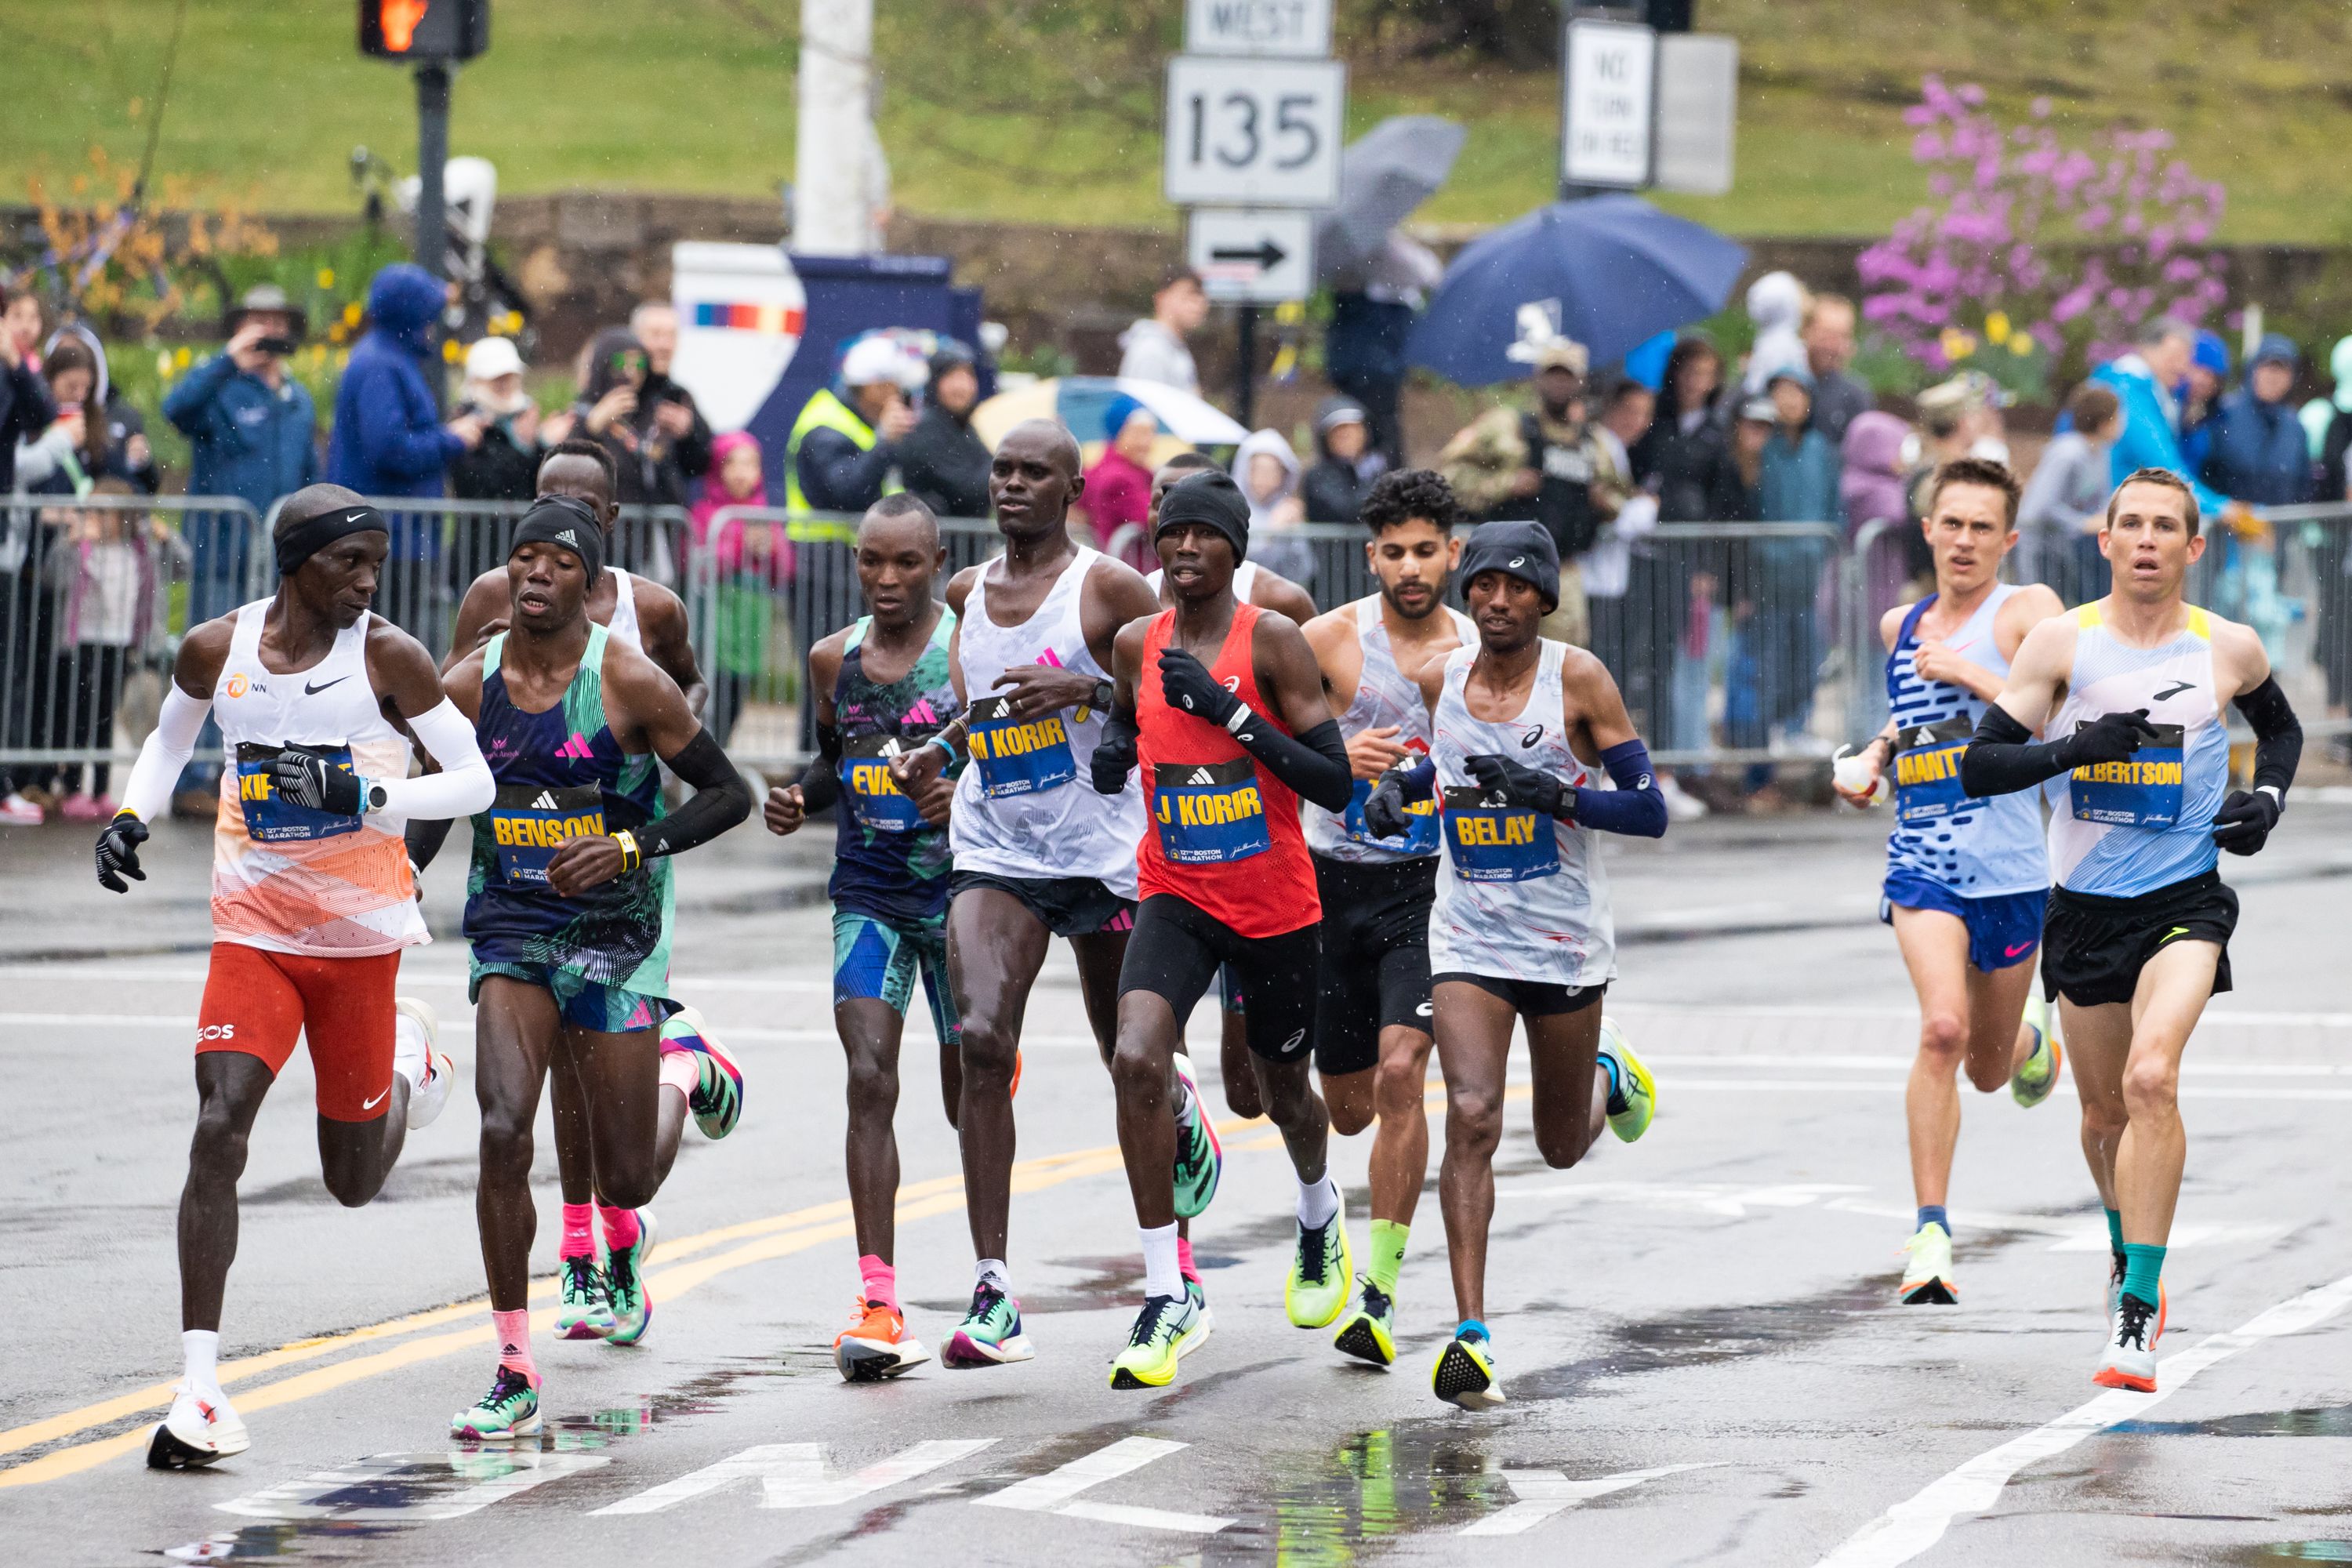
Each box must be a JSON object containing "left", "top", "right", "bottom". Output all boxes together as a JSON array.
[{"left": 830, "top": 610, "right": 960, "bottom": 926}]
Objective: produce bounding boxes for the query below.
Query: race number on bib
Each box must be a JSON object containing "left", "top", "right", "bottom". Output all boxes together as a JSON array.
[
  {"left": 967, "top": 694, "right": 1077, "bottom": 799},
  {"left": 1893, "top": 717, "right": 1984, "bottom": 826},
  {"left": 234, "top": 742, "right": 361, "bottom": 842},
  {"left": 844, "top": 733, "right": 924, "bottom": 833},
  {"left": 1442, "top": 785, "right": 1559, "bottom": 882},
  {"left": 487, "top": 782, "right": 606, "bottom": 885},
  {"left": 2069, "top": 720, "right": 2187, "bottom": 828},
  {"left": 1152, "top": 757, "right": 1271, "bottom": 865}
]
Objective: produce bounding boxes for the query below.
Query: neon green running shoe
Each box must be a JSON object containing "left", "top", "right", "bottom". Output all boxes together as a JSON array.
[
  {"left": 1598, "top": 1016, "right": 1656, "bottom": 1143},
  {"left": 2011, "top": 993, "right": 2063, "bottom": 1109},
  {"left": 605, "top": 1220, "right": 654, "bottom": 1346},
  {"left": 1170, "top": 1051, "right": 1223, "bottom": 1221},
  {"left": 451, "top": 1364, "right": 541, "bottom": 1441},
  {"left": 1331, "top": 1277, "right": 1396, "bottom": 1367},
  {"left": 1432, "top": 1327, "right": 1503, "bottom": 1410},
  {"left": 556, "top": 1254, "right": 615, "bottom": 1341},
  {"left": 1285, "top": 1193, "right": 1352, "bottom": 1329},
  {"left": 1108, "top": 1292, "right": 1211, "bottom": 1389}
]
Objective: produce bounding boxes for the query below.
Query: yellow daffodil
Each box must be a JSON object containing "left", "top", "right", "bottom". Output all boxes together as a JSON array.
[
  {"left": 317, "top": 268, "right": 336, "bottom": 290},
  {"left": 1940, "top": 328, "right": 1978, "bottom": 361},
  {"left": 1984, "top": 311, "right": 2011, "bottom": 345},
  {"left": 343, "top": 302, "right": 362, "bottom": 325},
  {"left": 175, "top": 345, "right": 192, "bottom": 368},
  {"left": 2009, "top": 331, "right": 2036, "bottom": 356}
]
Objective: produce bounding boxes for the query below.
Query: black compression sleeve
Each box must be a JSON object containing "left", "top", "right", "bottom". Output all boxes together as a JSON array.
[
  {"left": 405, "top": 816, "right": 455, "bottom": 874},
  {"left": 2235, "top": 675, "right": 2302, "bottom": 796},
  {"left": 797, "top": 721, "right": 843, "bottom": 812},
  {"left": 638, "top": 728, "right": 752, "bottom": 859},
  {"left": 1960, "top": 705, "right": 2074, "bottom": 797},
  {"left": 1229, "top": 712, "right": 1352, "bottom": 813}
]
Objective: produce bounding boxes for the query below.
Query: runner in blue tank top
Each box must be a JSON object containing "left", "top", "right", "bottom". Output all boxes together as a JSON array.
[
  {"left": 1961, "top": 468, "right": 2302, "bottom": 1395},
  {"left": 1833, "top": 459, "right": 2065, "bottom": 1307}
]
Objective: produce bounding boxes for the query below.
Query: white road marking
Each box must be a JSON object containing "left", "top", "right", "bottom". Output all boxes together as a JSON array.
[
  {"left": 973, "top": 1436, "right": 1232, "bottom": 1534},
  {"left": 591, "top": 1439, "right": 994, "bottom": 1515},
  {"left": 214, "top": 1450, "right": 607, "bottom": 1521},
  {"left": 1813, "top": 1271, "right": 2352, "bottom": 1568},
  {"left": 1460, "top": 1464, "right": 1712, "bottom": 1537},
  {"left": 1497, "top": 1181, "right": 1869, "bottom": 1217}
]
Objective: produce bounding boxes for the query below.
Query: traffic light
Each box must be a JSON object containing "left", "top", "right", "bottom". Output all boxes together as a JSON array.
[{"left": 360, "top": 0, "right": 489, "bottom": 61}]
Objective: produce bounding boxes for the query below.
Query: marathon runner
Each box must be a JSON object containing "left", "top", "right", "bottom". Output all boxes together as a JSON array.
[
  {"left": 443, "top": 440, "right": 743, "bottom": 1349},
  {"left": 1962, "top": 467, "right": 2301, "bottom": 1393},
  {"left": 1297, "top": 469, "right": 1472, "bottom": 1367},
  {"left": 1363, "top": 520, "right": 1662, "bottom": 1410},
  {"left": 763, "top": 494, "right": 964, "bottom": 1381},
  {"left": 887, "top": 420, "right": 1217, "bottom": 1369},
  {"left": 1091, "top": 468, "right": 1356, "bottom": 1388},
  {"left": 93, "top": 485, "right": 492, "bottom": 1467},
  {"left": 1831, "top": 458, "right": 2067, "bottom": 1305},
  {"left": 410, "top": 497, "right": 752, "bottom": 1439}
]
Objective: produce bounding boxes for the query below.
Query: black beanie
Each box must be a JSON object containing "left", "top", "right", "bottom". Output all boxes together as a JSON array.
[
  {"left": 1156, "top": 469, "right": 1251, "bottom": 563},
  {"left": 1457, "top": 520, "right": 1559, "bottom": 611}
]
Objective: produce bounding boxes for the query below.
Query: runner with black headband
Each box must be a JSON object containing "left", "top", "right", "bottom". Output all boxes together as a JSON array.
[
  {"left": 1091, "top": 468, "right": 1356, "bottom": 1388},
  {"left": 95, "top": 484, "right": 495, "bottom": 1468},
  {"left": 406, "top": 495, "right": 753, "bottom": 1439},
  {"left": 1362, "top": 520, "right": 1664, "bottom": 1410}
]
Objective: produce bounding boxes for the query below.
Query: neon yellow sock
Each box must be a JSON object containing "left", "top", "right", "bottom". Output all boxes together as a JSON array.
[{"left": 1367, "top": 1219, "right": 1410, "bottom": 1296}]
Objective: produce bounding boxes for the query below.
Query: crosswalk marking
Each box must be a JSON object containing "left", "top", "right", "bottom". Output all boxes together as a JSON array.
[
  {"left": 591, "top": 1439, "right": 994, "bottom": 1515},
  {"left": 214, "top": 1450, "right": 608, "bottom": 1522},
  {"left": 1460, "top": 1464, "right": 1711, "bottom": 1537},
  {"left": 974, "top": 1436, "right": 1232, "bottom": 1534}
]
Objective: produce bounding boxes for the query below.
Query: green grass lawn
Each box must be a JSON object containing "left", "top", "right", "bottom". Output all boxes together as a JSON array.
[{"left": 11, "top": 0, "right": 2352, "bottom": 240}]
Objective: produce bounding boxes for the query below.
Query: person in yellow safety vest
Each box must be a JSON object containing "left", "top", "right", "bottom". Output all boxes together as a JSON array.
[{"left": 786, "top": 336, "right": 919, "bottom": 546}]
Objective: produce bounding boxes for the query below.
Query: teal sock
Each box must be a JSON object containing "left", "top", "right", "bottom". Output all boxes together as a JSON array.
[
  {"left": 2121, "top": 1243, "right": 2166, "bottom": 1305},
  {"left": 2104, "top": 1208, "right": 2125, "bottom": 1253},
  {"left": 1598, "top": 1051, "right": 1625, "bottom": 1112}
]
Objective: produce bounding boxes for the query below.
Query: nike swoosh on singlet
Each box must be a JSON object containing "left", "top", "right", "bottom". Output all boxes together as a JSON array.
[
  {"left": 2152, "top": 681, "right": 2195, "bottom": 702},
  {"left": 303, "top": 676, "right": 350, "bottom": 695}
]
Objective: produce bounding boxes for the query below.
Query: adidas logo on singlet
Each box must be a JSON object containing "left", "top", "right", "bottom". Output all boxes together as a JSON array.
[
  {"left": 529, "top": 790, "right": 561, "bottom": 811},
  {"left": 1181, "top": 766, "right": 1221, "bottom": 786}
]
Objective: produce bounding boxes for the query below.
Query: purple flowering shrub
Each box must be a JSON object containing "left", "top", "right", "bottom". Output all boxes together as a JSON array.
[{"left": 1858, "top": 77, "right": 2230, "bottom": 395}]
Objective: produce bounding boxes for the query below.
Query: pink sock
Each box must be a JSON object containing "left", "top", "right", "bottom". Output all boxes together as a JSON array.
[
  {"left": 599, "top": 1202, "right": 641, "bottom": 1251},
  {"left": 858, "top": 1254, "right": 898, "bottom": 1310},
  {"left": 560, "top": 1202, "right": 596, "bottom": 1260},
  {"left": 1177, "top": 1236, "right": 1199, "bottom": 1283},
  {"left": 658, "top": 1041, "right": 700, "bottom": 1098},
  {"left": 492, "top": 1308, "right": 536, "bottom": 1380}
]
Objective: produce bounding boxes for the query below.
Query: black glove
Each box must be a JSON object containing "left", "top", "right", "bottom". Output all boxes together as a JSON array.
[
  {"left": 1157, "top": 647, "right": 1241, "bottom": 728},
  {"left": 2056, "top": 709, "right": 2161, "bottom": 770},
  {"left": 2212, "top": 787, "right": 2281, "bottom": 855},
  {"left": 1363, "top": 775, "right": 1411, "bottom": 839},
  {"left": 95, "top": 811, "right": 150, "bottom": 894},
  {"left": 269, "top": 748, "right": 365, "bottom": 815},
  {"left": 1091, "top": 712, "right": 1139, "bottom": 795},
  {"left": 1466, "top": 753, "right": 1568, "bottom": 818}
]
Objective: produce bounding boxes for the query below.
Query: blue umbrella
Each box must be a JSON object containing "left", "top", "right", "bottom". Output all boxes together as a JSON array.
[{"left": 1406, "top": 195, "right": 1748, "bottom": 387}]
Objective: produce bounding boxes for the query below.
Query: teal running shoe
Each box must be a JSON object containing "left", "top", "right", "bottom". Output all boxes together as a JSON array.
[
  {"left": 941, "top": 1282, "right": 1035, "bottom": 1368},
  {"left": 452, "top": 1364, "right": 541, "bottom": 1441},
  {"left": 1170, "top": 1051, "right": 1223, "bottom": 1220},
  {"left": 556, "top": 1254, "right": 615, "bottom": 1341},
  {"left": 605, "top": 1220, "right": 654, "bottom": 1346},
  {"left": 664, "top": 1005, "right": 746, "bottom": 1139}
]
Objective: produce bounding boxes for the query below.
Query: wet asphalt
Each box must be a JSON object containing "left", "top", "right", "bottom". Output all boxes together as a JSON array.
[{"left": 5, "top": 804, "right": 2352, "bottom": 1566}]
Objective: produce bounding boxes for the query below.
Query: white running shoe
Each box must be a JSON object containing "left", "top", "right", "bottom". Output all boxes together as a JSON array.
[
  {"left": 394, "top": 998, "right": 453, "bottom": 1130},
  {"left": 1899, "top": 1223, "right": 1958, "bottom": 1305},
  {"left": 147, "top": 1383, "right": 249, "bottom": 1469},
  {"left": 2092, "top": 1292, "right": 2161, "bottom": 1392}
]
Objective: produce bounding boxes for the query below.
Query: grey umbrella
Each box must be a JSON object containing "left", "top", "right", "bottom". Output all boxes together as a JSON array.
[{"left": 1314, "top": 116, "right": 1467, "bottom": 284}]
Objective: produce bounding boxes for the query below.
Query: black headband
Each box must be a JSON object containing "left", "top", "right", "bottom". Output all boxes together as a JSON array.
[
  {"left": 509, "top": 494, "right": 605, "bottom": 585},
  {"left": 274, "top": 504, "right": 387, "bottom": 577}
]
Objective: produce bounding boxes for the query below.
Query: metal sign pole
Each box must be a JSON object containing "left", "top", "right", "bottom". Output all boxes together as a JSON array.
[
  {"left": 1236, "top": 303, "right": 1258, "bottom": 430},
  {"left": 414, "top": 60, "right": 452, "bottom": 406}
]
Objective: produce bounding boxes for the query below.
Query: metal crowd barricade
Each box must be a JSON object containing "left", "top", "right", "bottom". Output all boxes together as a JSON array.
[{"left": 0, "top": 492, "right": 267, "bottom": 783}]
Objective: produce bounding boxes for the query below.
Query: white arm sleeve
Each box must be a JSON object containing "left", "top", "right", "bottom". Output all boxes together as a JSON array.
[
  {"left": 376, "top": 699, "right": 495, "bottom": 823},
  {"left": 121, "top": 681, "right": 213, "bottom": 824}
]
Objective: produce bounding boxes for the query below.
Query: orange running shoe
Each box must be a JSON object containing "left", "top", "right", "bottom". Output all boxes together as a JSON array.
[{"left": 834, "top": 1298, "right": 931, "bottom": 1383}]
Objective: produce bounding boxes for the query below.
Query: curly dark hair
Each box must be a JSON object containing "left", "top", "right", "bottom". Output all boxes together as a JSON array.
[{"left": 1359, "top": 468, "right": 1460, "bottom": 535}]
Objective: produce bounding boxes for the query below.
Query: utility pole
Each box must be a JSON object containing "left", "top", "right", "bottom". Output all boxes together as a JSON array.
[
  {"left": 794, "top": 0, "right": 874, "bottom": 255},
  {"left": 414, "top": 63, "right": 452, "bottom": 289}
]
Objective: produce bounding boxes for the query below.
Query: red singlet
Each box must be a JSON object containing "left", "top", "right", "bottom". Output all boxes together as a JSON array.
[{"left": 1135, "top": 604, "right": 1320, "bottom": 939}]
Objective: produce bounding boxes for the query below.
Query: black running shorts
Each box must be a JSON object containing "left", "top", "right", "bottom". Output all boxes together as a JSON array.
[
  {"left": 1119, "top": 895, "right": 1319, "bottom": 1064},
  {"left": 1432, "top": 971, "right": 1607, "bottom": 1018},
  {"left": 948, "top": 870, "right": 1136, "bottom": 940},
  {"left": 2041, "top": 869, "right": 2237, "bottom": 1008},
  {"left": 1312, "top": 854, "right": 1439, "bottom": 1077}
]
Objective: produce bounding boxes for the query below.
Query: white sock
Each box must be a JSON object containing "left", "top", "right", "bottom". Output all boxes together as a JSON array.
[
  {"left": 1139, "top": 1223, "right": 1182, "bottom": 1300},
  {"left": 975, "top": 1258, "right": 1011, "bottom": 1293},
  {"left": 1296, "top": 1171, "right": 1339, "bottom": 1229},
  {"left": 183, "top": 1329, "right": 221, "bottom": 1394}
]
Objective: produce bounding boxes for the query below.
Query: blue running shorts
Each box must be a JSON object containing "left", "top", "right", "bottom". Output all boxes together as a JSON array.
[
  {"left": 832, "top": 907, "right": 960, "bottom": 1046},
  {"left": 1881, "top": 870, "right": 2049, "bottom": 974}
]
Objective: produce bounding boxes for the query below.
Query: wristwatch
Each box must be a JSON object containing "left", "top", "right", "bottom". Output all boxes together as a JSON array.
[
  {"left": 363, "top": 780, "right": 391, "bottom": 813},
  {"left": 1091, "top": 677, "right": 1116, "bottom": 713}
]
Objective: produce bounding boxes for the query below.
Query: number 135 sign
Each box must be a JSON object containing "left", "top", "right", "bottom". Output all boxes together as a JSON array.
[{"left": 1164, "top": 56, "right": 1345, "bottom": 207}]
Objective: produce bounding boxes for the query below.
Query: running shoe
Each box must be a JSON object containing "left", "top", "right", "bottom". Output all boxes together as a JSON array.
[
  {"left": 147, "top": 1384, "right": 249, "bottom": 1469},
  {"left": 2011, "top": 993, "right": 2063, "bottom": 1109},
  {"left": 1286, "top": 1193, "right": 1353, "bottom": 1329},
  {"left": 0, "top": 792, "right": 42, "bottom": 826},
  {"left": 605, "top": 1220, "right": 654, "bottom": 1346},
  {"left": 1432, "top": 1329, "right": 1503, "bottom": 1410},
  {"left": 393, "top": 998, "right": 452, "bottom": 1131},
  {"left": 452, "top": 1363, "right": 541, "bottom": 1441},
  {"left": 556, "top": 1254, "right": 615, "bottom": 1341},
  {"left": 663, "top": 1005, "right": 746, "bottom": 1140},
  {"left": 941, "top": 1281, "right": 1035, "bottom": 1368},
  {"left": 1184, "top": 1270, "right": 1214, "bottom": 1330},
  {"left": 1108, "top": 1293, "right": 1211, "bottom": 1389},
  {"left": 2092, "top": 1292, "right": 2163, "bottom": 1392},
  {"left": 2103, "top": 1258, "right": 2167, "bottom": 1342},
  {"left": 834, "top": 1298, "right": 931, "bottom": 1382},
  {"left": 1598, "top": 1017, "right": 1657, "bottom": 1143},
  {"left": 1900, "top": 1222, "right": 1958, "bottom": 1305},
  {"left": 1332, "top": 1277, "right": 1397, "bottom": 1367},
  {"left": 1170, "top": 1051, "right": 1224, "bottom": 1220}
]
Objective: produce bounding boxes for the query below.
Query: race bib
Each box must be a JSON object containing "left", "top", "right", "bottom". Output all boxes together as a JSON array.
[
  {"left": 1152, "top": 757, "right": 1271, "bottom": 865},
  {"left": 2069, "top": 720, "right": 2186, "bottom": 828},
  {"left": 1442, "top": 785, "right": 1559, "bottom": 883},
  {"left": 1892, "top": 717, "right": 1982, "bottom": 826},
  {"left": 234, "top": 742, "right": 361, "bottom": 843},
  {"left": 1341, "top": 776, "right": 1440, "bottom": 852},
  {"left": 844, "top": 733, "right": 924, "bottom": 833},
  {"left": 487, "top": 782, "right": 606, "bottom": 885},
  {"left": 966, "top": 694, "right": 1076, "bottom": 799}
]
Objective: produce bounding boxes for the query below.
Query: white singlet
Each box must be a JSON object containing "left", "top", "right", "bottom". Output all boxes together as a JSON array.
[
  {"left": 950, "top": 546, "right": 1145, "bottom": 894},
  {"left": 1425, "top": 639, "right": 1615, "bottom": 988},
  {"left": 1305, "top": 595, "right": 1475, "bottom": 865},
  {"left": 604, "top": 566, "right": 641, "bottom": 648},
  {"left": 209, "top": 601, "right": 427, "bottom": 956},
  {"left": 1147, "top": 561, "right": 1259, "bottom": 604}
]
